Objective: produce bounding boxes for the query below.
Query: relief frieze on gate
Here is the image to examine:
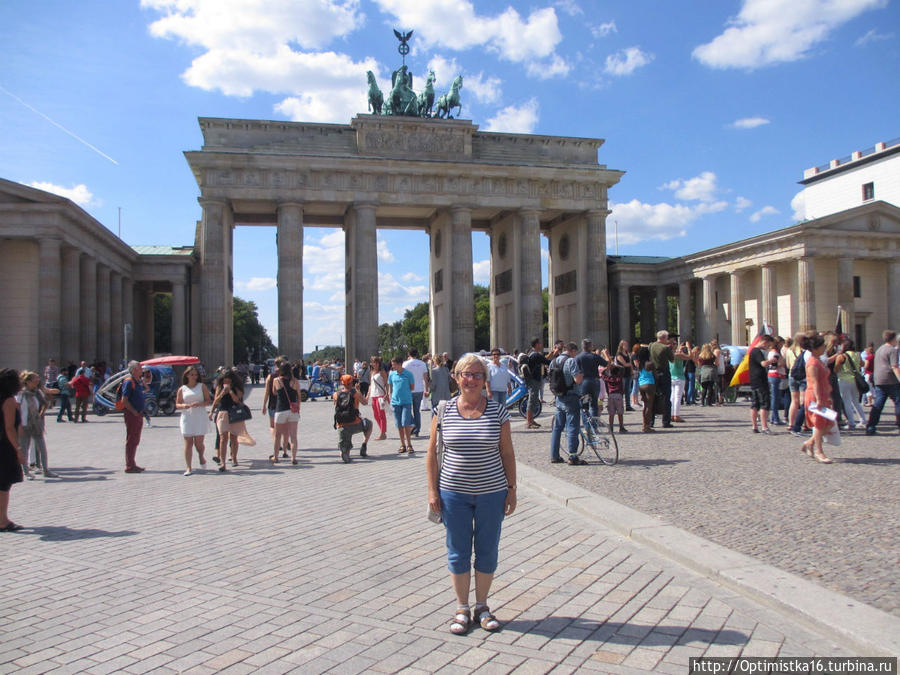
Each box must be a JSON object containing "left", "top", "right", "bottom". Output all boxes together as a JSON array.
[{"left": 204, "top": 167, "right": 605, "bottom": 206}]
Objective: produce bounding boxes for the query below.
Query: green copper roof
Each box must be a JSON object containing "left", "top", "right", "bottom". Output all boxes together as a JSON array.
[
  {"left": 607, "top": 255, "right": 672, "bottom": 265},
  {"left": 132, "top": 245, "right": 194, "bottom": 256}
]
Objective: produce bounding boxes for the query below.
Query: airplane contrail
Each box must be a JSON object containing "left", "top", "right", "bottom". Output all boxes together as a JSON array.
[{"left": 0, "top": 84, "right": 119, "bottom": 165}]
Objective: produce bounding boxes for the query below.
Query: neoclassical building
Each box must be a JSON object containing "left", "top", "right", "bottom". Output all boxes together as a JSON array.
[
  {"left": 2, "top": 130, "right": 898, "bottom": 372},
  {"left": 0, "top": 179, "right": 196, "bottom": 369},
  {"left": 611, "top": 138, "right": 900, "bottom": 348}
]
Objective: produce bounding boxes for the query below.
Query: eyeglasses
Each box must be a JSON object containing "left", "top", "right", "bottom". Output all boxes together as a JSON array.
[{"left": 458, "top": 372, "right": 485, "bottom": 380}]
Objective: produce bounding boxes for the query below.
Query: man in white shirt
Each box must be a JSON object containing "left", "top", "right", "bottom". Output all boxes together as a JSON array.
[{"left": 402, "top": 348, "right": 429, "bottom": 437}]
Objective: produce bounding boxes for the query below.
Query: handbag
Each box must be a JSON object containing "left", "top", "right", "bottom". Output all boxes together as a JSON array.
[
  {"left": 853, "top": 370, "right": 869, "bottom": 396},
  {"left": 427, "top": 400, "right": 449, "bottom": 524},
  {"left": 227, "top": 403, "right": 252, "bottom": 424}
]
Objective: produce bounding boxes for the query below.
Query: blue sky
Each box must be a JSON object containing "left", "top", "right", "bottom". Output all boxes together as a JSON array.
[{"left": 2, "top": 0, "right": 897, "bottom": 353}]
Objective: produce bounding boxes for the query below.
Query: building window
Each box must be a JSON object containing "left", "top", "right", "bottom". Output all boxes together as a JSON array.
[
  {"left": 853, "top": 276, "right": 861, "bottom": 298},
  {"left": 862, "top": 182, "right": 874, "bottom": 201}
]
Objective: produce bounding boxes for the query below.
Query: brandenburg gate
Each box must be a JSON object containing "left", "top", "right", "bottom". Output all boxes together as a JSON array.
[{"left": 186, "top": 115, "right": 623, "bottom": 368}]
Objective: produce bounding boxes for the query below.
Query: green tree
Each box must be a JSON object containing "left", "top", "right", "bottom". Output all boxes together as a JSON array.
[
  {"left": 233, "top": 296, "right": 276, "bottom": 363},
  {"left": 307, "top": 346, "right": 345, "bottom": 363},
  {"left": 474, "top": 284, "right": 490, "bottom": 351},
  {"left": 153, "top": 293, "right": 172, "bottom": 354},
  {"left": 377, "top": 302, "right": 429, "bottom": 359},
  {"left": 542, "top": 287, "right": 549, "bottom": 346}
]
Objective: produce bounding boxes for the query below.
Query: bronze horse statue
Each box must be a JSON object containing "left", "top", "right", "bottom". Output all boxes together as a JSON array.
[
  {"left": 366, "top": 71, "right": 383, "bottom": 115},
  {"left": 435, "top": 76, "right": 463, "bottom": 119},
  {"left": 417, "top": 70, "right": 436, "bottom": 118}
]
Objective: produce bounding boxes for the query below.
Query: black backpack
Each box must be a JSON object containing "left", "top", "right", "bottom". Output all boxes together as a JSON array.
[
  {"left": 546, "top": 356, "right": 571, "bottom": 396},
  {"left": 790, "top": 350, "right": 806, "bottom": 382},
  {"left": 333, "top": 390, "right": 358, "bottom": 425}
]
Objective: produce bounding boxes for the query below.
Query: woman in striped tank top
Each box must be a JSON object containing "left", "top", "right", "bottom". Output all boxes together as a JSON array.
[{"left": 426, "top": 353, "right": 517, "bottom": 635}]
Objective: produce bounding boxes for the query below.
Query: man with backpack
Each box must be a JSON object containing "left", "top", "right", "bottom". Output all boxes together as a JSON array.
[
  {"left": 333, "top": 374, "right": 372, "bottom": 463},
  {"left": 548, "top": 342, "right": 586, "bottom": 466}
]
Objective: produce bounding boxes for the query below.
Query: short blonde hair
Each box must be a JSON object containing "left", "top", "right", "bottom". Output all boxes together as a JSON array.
[
  {"left": 452, "top": 353, "right": 486, "bottom": 377},
  {"left": 19, "top": 370, "right": 39, "bottom": 385}
]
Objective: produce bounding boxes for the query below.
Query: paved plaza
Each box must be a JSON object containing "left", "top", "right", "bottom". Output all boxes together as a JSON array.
[{"left": 2, "top": 387, "right": 898, "bottom": 673}]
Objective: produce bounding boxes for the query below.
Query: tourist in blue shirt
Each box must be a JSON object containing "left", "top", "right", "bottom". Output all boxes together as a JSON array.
[
  {"left": 549, "top": 343, "right": 586, "bottom": 466},
  {"left": 387, "top": 356, "right": 416, "bottom": 454},
  {"left": 119, "top": 361, "right": 146, "bottom": 473}
]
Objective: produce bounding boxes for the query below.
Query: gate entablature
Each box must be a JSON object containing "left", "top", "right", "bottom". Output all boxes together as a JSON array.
[{"left": 186, "top": 115, "right": 622, "bottom": 367}]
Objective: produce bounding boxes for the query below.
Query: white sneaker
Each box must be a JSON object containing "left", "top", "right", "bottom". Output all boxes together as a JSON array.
[
  {"left": 183, "top": 470, "right": 192, "bottom": 476},
  {"left": 199, "top": 462, "right": 208, "bottom": 471}
]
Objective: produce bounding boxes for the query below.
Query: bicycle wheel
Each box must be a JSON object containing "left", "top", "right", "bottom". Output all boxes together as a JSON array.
[
  {"left": 517, "top": 397, "right": 541, "bottom": 419},
  {"left": 581, "top": 416, "right": 619, "bottom": 465}
]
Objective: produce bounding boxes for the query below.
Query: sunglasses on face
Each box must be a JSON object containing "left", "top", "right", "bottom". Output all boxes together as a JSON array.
[{"left": 458, "top": 372, "right": 485, "bottom": 380}]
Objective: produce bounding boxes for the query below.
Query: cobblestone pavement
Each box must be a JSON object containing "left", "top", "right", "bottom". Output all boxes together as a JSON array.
[
  {"left": 0, "top": 389, "right": 875, "bottom": 673},
  {"left": 511, "top": 398, "right": 900, "bottom": 618}
]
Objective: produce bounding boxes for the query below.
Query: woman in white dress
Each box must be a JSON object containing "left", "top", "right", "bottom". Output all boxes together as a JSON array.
[{"left": 175, "top": 367, "right": 211, "bottom": 476}]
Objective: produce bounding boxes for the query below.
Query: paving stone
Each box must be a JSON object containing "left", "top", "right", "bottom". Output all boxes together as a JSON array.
[{"left": 0, "top": 401, "right": 883, "bottom": 675}]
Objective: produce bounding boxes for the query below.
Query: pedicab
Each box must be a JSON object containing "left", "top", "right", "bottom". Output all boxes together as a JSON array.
[{"left": 92, "top": 356, "right": 200, "bottom": 416}]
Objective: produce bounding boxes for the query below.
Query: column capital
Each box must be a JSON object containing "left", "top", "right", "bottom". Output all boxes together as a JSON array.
[
  {"left": 450, "top": 204, "right": 474, "bottom": 216},
  {"left": 350, "top": 201, "right": 378, "bottom": 213},
  {"left": 198, "top": 197, "right": 230, "bottom": 208},
  {"left": 585, "top": 208, "right": 611, "bottom": 219}
]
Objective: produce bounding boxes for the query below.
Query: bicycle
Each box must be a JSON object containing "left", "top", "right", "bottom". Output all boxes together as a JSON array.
[{"left": 576, "top": 394, "right": 618, "bottom": 465}]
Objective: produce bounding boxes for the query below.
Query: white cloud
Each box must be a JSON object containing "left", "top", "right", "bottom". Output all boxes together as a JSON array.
[
  {"left": 855, "top": 28, "right": 895, "bottom": 46},
  {"left": 236, "top": 277, "right": 277, "bottom": 292},
  {"left": 484, "top": 98, "right": 539, "bottom": 133},
  {"left": 735, "top": 196, "right": 753, "bottom": 212},
  {"left": 525, "top": 53, "right": 571, "bottom": 80},
  {"left": 143, "top": 1, "right": 380, "bottom": 123},
  {"left": 378, "top": 271, "right": 428, "bottom": 305},
  {"left": 472, "top": 259, "right": 490, "bottom": 285},
  {"left": 400, "top": 272, "right": 423, "bottom": 283},
  {"left": 692, "top": 0, "right": 888, "bottom": 69},
  {"left": 427, "top": 55, "right": 502, "bottom": 104},
  {"left": 373, "top": 0, "right": 565, "bottom": 72},
  {"left": 554, "top": 0, "right": 583, "bottom": 17},
  {"left": 28, "top": 181, "right": 95, "bottom": 206},
  {"left": 731, "top": 116, "right": 770, "bottom": 129},
  {"left": 660, "top": 171, "right": 720, "bottom": 203},
  {"left": 376, "top": 238, "right": 395, "bottom": 263},
  {"left": 609, "top": 199, "right": 727, "bottom": 245},
  {"left": 791, "top": 191, "right": 807, "bottom": 221},
  {"left": 303, "top": 229, "right": 344, "bottom": 292},
  {"left": 750, "top": 205, "right": 780, "bottom": 222},
  {"left": 143, "top": 0, "right": 362, "bottom": 52},
  {"left": 590, "top": 21, "right": 617, "bottom": 38},
  {"left": 603, "top": 46, "right": 653, "bottom": 76}
]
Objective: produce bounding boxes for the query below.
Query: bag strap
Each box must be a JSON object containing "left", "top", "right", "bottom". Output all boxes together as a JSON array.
[{"left": 435, "top": 399, "right": 449, "bottom": 470}]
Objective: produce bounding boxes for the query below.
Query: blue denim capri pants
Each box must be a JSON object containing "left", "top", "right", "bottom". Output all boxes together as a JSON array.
[
  {"left": 392, "top": 403, "right": 413, "bottom": 429},
  {"left": 440, "top": 488, "right": 507, "bottom": 574}
]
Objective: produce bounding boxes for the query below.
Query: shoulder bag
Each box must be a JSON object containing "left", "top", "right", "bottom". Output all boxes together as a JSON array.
[
  {"left": 427, "top": 399, "right": 449, "bottom": 524},
  {"left": 227, "top": 402, "right": 252, "bottom": 424}
]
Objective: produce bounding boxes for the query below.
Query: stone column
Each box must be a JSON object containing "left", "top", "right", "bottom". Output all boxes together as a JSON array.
[
  {"left": 144, "top": 288, "right": 156, "bottom": 356},
  {"left": 519, "top": 209, "right": 543, "bottom": 345},
  {"left": 761, "top": 264, "right": 777, "bottom": 332},
  {"left": 199, "top": 199, "right": 233, "bottom": 369},
  {"left": 702, "top": 276, "right": 716, "bottom": 343},
  {"left": 617, "top": 284, "right": 630, "bottom": 343},
  {"left": 888, "top": 261, "right": 900, "bottom": 332},
  {"left": 656, "top": 285, "right": 668, "bottom": 333},
  {"left": 80, "top": 256, "right": 97, "bottom": 361},
  {"left": 122, "top": 278, "right": 134, "bottom": 362},
  {"left": 61, "top": 247, "right": 81, "bottom": 365},
  {"left": 97, "top": 265, "right": 111, "bottom": 362},
  {"left": 171, "top": 278, "right": 187, "bottom": 356},
  {"left": 798, "top": 257, "right": 816, "bottom": 331},
  {"left": 678, "top": 280, "right": 692, "bottom": 341},
  {"left": 110, "top": 273, "right": 123, "bottom": 366},
  {"left": 730, "top": 271, "right": 744, "bottom": 345},
  {"left": 639, "top": 290, "right": 655, "bottom": 342},
  {"left": 277, "top": 202, "right": 304, "bottom": 359},
  {"left": 837, "top": 257, "right": 854, "bottom": 332},
  {"left": 584, "top": 210, "right": 609, "bottom": 346},
  {"left": 450, "top": 206, "right": 474, "bottom": 356},
  {"left": 345, "top": 203, "right": 378, "bottom": 362},
  {"left": 38, "top": 237, "right": 62, "bottom": 365}
]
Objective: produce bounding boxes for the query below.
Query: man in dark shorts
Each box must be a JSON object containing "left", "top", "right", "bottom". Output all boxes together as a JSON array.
[
  {"left": 748, "top": 334, "right": 776, "bottom": 434},
  {"left": 334, "top": 374, "right": 372, "bottom": 463},
  {"left": 524, "top": 338, "right": 551, "bottom": 429}
]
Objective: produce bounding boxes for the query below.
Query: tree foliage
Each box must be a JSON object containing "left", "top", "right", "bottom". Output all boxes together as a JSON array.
[
  {"left": 474, "top": 285, "right": 490, "bottom": 351},
  {"left": 306, "top": 346, "right": 345, "bottom": 363},
  {"left": 233, "top": 296, "right": 276, "bottom": 363}
]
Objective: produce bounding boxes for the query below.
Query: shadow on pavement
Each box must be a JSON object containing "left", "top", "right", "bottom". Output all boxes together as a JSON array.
[
  {"left": 501, "top": 618, "right": 749, "bottom": 646},
  {"left": 613, "top": 458, "right": 690, "bottom": 468},
  {"left": 20, "top": 526, "right": 139, "bottom": 541},
  {"left": 836, "top": 457, "right": 900, "bottom": 465},
  {"left": 50, "top": 466, "right": 116, "bottom": 482}
]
